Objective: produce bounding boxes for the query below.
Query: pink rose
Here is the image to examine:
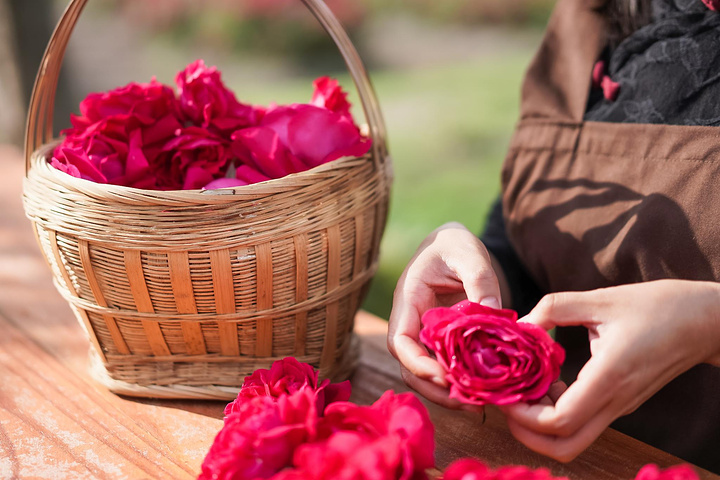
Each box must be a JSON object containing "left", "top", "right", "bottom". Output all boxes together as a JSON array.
[
  {"left": 277, "top": 431, "right": 423, "bottom": 480},
  {"left": 420, "top": 301, "right": 565, "bottom": 406},
  {"left": 634, "top": 464, "right": 699, "bottom": 480},
  {"left": 267, "top": 391, "right": 433, "bottom": 480},
  {"left": 202, "top": 165, "right": 272, "bottom": 189},
  {"left": 321, "top": 391, "right": 434, "bottom": 471},
  {"left": 308, "top": 391, "right": 434, "bottom": 479},
  {"left": 50, "top": 146, "right": 108, "bottom": 184},
  {"left": 702, "top": 0, "right": 720, "bottom": 11},
  {"left": 230, "top": 125, "right": 307, "bottom": 179},
  {"left": 224, "top": 357, "right": 351, "bottom": 418},
  {"left": 442, "top": 458, "right": 569, "bottom": 480},
  {"left": 152, "top": 126, "right": 234, "bottom": 190},
  {"left": 310, "top": 76, "right": 353, "bottom": 121},
  {"left": 202, "top": 178, "right": 248, "bottom": 189},
  {"left": 231, "top": 102, "right": 371, "bottom": 178},
  {"left": 235, "top": 165, "right": 272, "bottom": 184},
  {"left": 199, "top": 387, "right": 320, "bottom": 480},
  {"left": 176, "top": 59, "right": 263, "bottom": 137}
]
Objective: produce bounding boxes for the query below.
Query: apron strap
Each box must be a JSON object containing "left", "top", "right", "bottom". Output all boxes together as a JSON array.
[{"left": 519, "top": 0, "right": 608, "bottom": 123}]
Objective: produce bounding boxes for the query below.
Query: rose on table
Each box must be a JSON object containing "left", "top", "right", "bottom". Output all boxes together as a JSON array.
[{"left": 199, "top": 357, "right": 434, "bottom": 480}]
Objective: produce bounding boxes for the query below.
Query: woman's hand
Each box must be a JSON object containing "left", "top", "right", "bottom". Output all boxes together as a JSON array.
[
  {"left": 501, "top": 280, "right": 720, "bottom": 462},
  {"left": 387, "top": 222, "right": 507, "bottom": 410}
]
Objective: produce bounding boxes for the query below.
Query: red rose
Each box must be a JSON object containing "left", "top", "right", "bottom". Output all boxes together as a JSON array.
[
  {"left": 310, "top": 76, "right": 353, "bottom": 121},
  {"left": 152, "top": 126, "right": 234, "bottom": 190},
  {"left": 176, "top": 59, "right": 262, "bottom": 137},
  {"left": 54, "top": 119, "right": 164, "bottom": 189},
  {"left": 50, "top": 146, "right": 107, "bottom": 184},
  {"left": 235, "top": 165, "right": 272, "bottom": 184},
  {"left": 202, "top": 165, "right": 271, "bottom": 189},
  {"left": 64, "top": 79, "right": 180, "bottom": 136},
  {"left": 231, "top": 103, "right": 371, "bottom": 178},
  {"left": 442, "top": 458, "right": 569, "bottom": 480},
  {"left": 230, "top": 125, "right": 307, "bottom": 179},
  {"left": 321, "top": 391, "right": 434, "bottom": 471},
  {"left": 266, "top": 391, "right": 433, "bottom": 480},
  {"left": 202, "top": 177, "right": 247, "bottom": 189},
  {"left": 304, "top": 391, "right": 434, "bottom": 479},
  {"left": 420, "top": 301, "right": 565, "bottom": 406},
  {"left": 634, "top": 464, "right": 699, "bottom": 480},
  {"left": 278, "top": 431, "right": 421, "bottom": 480},
  {"left": 52, "top": 80, "right": 182, "bottom": 188},
  {"left": 199, "top": 387, "right": 320, "bottom": 480},
  {"left": 223, "top": 357, "right": 351, "bottom": 418}
]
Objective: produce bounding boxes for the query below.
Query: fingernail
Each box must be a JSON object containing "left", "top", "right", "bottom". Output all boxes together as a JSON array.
[
  {"left": 431, "top": 376, "right": 447, "bottom": 387},
  {"left": 479, "top": 297, "right": 501, "bottom": 309}
]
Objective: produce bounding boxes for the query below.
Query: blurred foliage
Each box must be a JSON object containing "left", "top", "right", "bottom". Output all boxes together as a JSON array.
[
  {"left": 101, "top": 0, "right": 366, "bottom": 59},
  {"left": 101, "top": 0, "right": 552, "bottom": 60},
  {"left": 365, "top": 0, "right": 554, "bottom": 26}
]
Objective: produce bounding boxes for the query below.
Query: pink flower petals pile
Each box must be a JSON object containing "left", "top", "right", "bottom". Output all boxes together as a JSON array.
[{"left": 51, "top": 60, "right": 371, "bottom": 190}]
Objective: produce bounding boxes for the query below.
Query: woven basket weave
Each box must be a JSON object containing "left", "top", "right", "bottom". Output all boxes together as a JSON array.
[{"left": 22, "top": 0, "right": 391, "bottom": 399}]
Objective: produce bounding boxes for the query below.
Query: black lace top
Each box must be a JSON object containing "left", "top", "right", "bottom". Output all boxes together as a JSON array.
[{"left": 586, "top": 0, "right": 720, "bottom": 125}]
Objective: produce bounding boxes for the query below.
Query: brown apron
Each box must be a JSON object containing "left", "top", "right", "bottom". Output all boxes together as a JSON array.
[{"left": 502, "top": 0, "right": 720, "bottom": 471}]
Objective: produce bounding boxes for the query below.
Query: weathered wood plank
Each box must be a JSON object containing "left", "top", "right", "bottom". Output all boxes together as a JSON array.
[
  {"left": 2, "top": 147, "right": 718, "bottom": 479},
  {"left": 0, "top": 312, "right": 218, "bottom": 479}
]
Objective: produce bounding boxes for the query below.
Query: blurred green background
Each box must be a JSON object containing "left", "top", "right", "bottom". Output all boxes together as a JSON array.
[{"left": 1, "top": 0, "right": 550, "bottom": 319}]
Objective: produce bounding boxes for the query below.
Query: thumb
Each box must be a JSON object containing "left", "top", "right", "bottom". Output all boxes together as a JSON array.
[
  {"left": 445, "top": 249, "right": 501, "bottom": 308},
  {"left": 521, "top": 291, "right": 602, "bottom": 331}
]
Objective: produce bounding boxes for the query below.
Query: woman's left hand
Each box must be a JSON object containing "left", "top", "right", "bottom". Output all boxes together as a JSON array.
[{"left": 501, "top": 279, "right": 720, "bottom": 462}]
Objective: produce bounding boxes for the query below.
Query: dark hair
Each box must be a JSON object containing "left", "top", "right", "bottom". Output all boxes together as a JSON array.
[{"left": 601, "top": 0, "right": 653, "bottom": 47}]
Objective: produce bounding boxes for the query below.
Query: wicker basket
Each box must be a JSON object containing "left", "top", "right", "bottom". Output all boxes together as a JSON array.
[{"left": 22, "top": 0, "right": 392, "bottom": 399}]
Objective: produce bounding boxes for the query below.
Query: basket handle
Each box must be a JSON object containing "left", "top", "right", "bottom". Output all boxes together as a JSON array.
[{"left": 24, "top": 0, "right": 389, "bottom": 174}]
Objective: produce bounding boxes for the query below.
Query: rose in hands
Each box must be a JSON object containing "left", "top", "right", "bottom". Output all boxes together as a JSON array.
[{"left": 420, "top": 300, "right": 564, "bottom": 406}]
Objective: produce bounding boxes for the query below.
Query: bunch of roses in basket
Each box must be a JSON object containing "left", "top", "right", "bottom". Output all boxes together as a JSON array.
[
  {"left": 51, "top": 60, "right": 371, "bottom": 190},
  {"left": 198, "top": 357, "right": 699, "bottom": 480}
]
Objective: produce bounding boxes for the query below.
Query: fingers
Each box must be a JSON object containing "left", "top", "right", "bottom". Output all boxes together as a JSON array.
[
  {"left": 400, "top": 365, "right": 482, "bottom": 413},
  {"left": 435, "top": 227, "right": 501, "bottom": 306},
  {"left": 504, "top": 372, "right": 615, "bottom": 463},
  {"left": 505, "top": 404, "right": 616, "bottom": 463},
  {"left": 502, "top": 358, "right": 614, "bottom": 438},
  {"left": 388, "top": 222, "right": 502, "bottom": 386},
  {"left": 387, "top": 280, "right": 444, "bottom": 383},
  {"left": 442, "top": 245, "right": 500, "bottom": 306},
  {"left": 394, "top": 334, "right": 448, "bottom": 385},
  {"left": 547, "top": 380, "right": 568, "bottom": 403},
  {"left": 521, "top": 290, "right": 605, "bottom": 331}
]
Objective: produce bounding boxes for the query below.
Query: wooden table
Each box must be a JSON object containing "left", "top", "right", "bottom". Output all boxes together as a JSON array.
[{"left": 0, "top": 144, "right": 716, "bottom": 480}]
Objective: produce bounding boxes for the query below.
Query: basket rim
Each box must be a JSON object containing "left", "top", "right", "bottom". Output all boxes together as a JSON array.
[{"left": 29, "top": 141, "right": 382, "bottom": 204}]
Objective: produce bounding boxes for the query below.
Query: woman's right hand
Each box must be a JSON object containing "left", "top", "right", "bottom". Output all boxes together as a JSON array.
[{"left": 387, "top": 222, "right": 506, "bottom": 410}]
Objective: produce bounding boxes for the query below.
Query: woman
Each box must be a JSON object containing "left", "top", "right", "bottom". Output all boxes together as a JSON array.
[{"left": 388, "top": 0, "right": 720, "bottom": 473}]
